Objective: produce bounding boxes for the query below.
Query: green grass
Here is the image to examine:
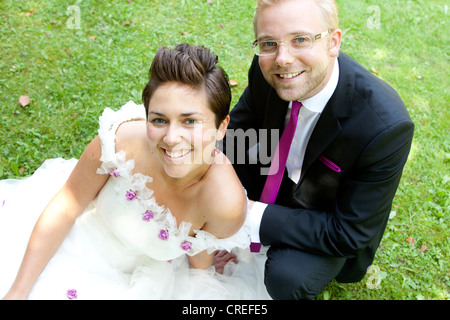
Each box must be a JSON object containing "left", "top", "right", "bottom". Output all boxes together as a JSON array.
[{"left": 0, "top": 0, "right": 448, "bottom": 300}]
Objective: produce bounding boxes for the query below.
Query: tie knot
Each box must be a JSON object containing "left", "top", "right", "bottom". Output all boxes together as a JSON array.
[{"left": 291, "top": 101, "right": 302, "bottom": 117}]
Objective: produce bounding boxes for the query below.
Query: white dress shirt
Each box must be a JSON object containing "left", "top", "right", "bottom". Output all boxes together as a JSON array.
[{"left": 247, "top": 58, "right": 340, "bottom": 244}]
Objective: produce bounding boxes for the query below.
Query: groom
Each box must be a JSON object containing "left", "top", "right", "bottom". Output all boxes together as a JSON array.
[{"left": 222, "top": 0, "right": 414, "bottom": 299}]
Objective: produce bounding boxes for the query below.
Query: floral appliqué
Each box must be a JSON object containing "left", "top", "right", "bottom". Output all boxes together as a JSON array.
[
  {"left": 142, "top": 210, "right": 154, "bottom": 222},
  {"left": 66, "top": 289, "right": 78, "bottom": 300},
  {"left": 180, "top": 241, "right": 192, "bottom": 251},
  {"left": 158, "top": 229, "right": 169, "bottom": 241},
  {"left": 125, "top": 190, "right": 137, "bottom": 201},
  {"left": 109, "top": 169, "right": 120, "bottom": 177}
]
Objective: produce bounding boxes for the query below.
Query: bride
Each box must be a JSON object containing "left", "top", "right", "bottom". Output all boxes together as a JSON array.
[{"left": 0, "top": 43, "right": 269, "bottom": 300}]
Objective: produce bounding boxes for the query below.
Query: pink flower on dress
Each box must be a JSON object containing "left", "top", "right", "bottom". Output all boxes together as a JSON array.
[
  {"left": 158, "top": 229, "right": 169, "bottom": 241},
  {"left": 109, "top": 169, "right": 120, "bottom": 177},
  {"left": 142, "top": 210, "right": 154, "bottom": 222},
  {"left": 180, "top": 241, "right": 192, "bottom": 251},
  {"left": 125, "top": 190, "right": 137, "bottom": 201},
  {"left": 66, "top": 289, "right": 78, "bottom": 300}
]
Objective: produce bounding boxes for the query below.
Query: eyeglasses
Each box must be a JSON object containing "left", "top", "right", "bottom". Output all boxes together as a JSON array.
[{"left": 252, "top": 30, "right": 331, "bottom": 56}]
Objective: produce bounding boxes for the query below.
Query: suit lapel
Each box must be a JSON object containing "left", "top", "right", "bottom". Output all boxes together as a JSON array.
[
  {"left": 300, "top": 104, "right": 342, "bottom": 181},
  {"left": 300, "top": 52, "right": 354, "bottom": 182}
]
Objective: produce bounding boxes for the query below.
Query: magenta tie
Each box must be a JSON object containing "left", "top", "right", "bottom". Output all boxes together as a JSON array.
[{"left": 250, "top": 100, "right": 302, "bottom": 253}]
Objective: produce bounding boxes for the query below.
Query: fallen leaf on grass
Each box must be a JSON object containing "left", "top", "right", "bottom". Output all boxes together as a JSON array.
[
  {"left": 123, "top": 20, "right": 132, "bottom": 26},
  {"left": 18, "top": 95, "right": 30, "bottom": 107},
  {"left": 21, "top": 9, "right": 35, "bottom": 17},
  {"left": 406, "top": 237, "right": 415, "bottom": 246},
  {"left": 418, "top": 245, "right": 428, "bottom": 253},
  {"left": 90, "top": 35, "right": 97, "bottom": 40}
]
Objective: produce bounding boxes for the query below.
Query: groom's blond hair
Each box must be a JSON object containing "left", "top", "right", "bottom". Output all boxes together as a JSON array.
[{"left": 253, "top": 0, "right": 339, "bottom": 32}]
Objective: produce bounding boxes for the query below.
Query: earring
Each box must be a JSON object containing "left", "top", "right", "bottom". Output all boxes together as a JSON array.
[
  {"left": 211, "top": 140, "right": 220, "bottom": 157},
  {"left": 215, "top": 140, "right": 221, "bottom": 155}
]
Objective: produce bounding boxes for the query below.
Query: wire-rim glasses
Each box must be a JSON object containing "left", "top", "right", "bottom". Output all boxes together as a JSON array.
[{"left": 252, "top": 30, "right": 331, "bottom": 56}]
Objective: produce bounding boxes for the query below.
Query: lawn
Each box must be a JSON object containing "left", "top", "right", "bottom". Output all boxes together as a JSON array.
[{"left": 0, "top": 0, "right": 448, "bottom": 300}]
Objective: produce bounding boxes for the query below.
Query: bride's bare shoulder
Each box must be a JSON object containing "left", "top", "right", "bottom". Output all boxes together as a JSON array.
[
  {"left": 200, "top": 152, "right": 247, "bottom": 238},
  {"left": 114, "top": 120, "right": 148, "bottom": 156}
]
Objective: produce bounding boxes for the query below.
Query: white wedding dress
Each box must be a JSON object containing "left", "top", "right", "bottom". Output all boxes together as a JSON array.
[{"left": 0, "top": 102, "right": 270, "bottom": 300}]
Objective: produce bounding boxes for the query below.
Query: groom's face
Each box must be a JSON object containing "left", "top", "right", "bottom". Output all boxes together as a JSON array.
[{"left": 254, "top": 0, "right": 341, "bottom": 102}]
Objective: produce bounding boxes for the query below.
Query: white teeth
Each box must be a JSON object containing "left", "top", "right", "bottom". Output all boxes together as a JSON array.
[
  {"left": 279, "top": 72, "right": 300, "bottom": 79},
  {"left": 165, "top": 149, "right": 190, "bottom": 158}
]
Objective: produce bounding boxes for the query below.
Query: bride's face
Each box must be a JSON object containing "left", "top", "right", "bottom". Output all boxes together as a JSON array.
[{"left": 146, "top": 82, "right": 227, "bottom": 180}]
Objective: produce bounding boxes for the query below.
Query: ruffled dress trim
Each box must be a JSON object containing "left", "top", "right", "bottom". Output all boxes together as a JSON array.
[{"left": 95, "top": 101, "right": 250, "bottom": 257}]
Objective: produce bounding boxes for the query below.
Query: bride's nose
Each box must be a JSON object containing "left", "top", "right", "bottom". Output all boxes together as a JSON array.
[{"left": 163, "top": 124, "right": 183, "bottom": 146}]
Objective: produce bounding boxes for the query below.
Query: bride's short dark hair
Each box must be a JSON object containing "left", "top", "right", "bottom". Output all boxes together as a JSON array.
[{"left": 142, "top": 43, "right": 231, "bottom": 128}]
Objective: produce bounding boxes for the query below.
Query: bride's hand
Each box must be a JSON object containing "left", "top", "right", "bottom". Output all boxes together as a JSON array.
[{"left": 213, "top": 250, "right": 238, "bottom": 274}]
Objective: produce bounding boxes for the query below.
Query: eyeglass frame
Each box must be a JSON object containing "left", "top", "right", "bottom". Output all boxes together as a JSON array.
[{"left": 252, "top": 30, "right": 332, "bottom": 56}]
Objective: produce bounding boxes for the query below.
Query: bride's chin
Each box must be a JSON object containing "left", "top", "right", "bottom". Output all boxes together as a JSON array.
[{"left": 161, "top": 162, "right": 192, "bottom": 179}]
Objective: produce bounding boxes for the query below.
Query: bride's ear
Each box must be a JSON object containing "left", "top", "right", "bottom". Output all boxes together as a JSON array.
[{"left": 216, "top": 115, "right": 230, "bottom": 141}]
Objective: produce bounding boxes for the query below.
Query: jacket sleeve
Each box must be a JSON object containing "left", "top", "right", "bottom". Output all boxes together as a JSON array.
[{"left": 260, "top": 119, "right": 414, "bottom": 258}]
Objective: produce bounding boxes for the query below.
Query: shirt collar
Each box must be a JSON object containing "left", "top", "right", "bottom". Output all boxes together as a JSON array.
[{"left": 291, "top": 57, "right": 340, "bottom": 114}]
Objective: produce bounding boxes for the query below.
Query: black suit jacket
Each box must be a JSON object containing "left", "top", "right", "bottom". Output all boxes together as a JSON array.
[{"left": 225, "top": 52, "right": 414, "bottom": 282}]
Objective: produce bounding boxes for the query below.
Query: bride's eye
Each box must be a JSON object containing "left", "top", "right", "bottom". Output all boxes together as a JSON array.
[
  {"left": 150, "top": 118, "right": 166, "bottom": 125},
  {"left": 184, "top": 119, "right": 199, "bottom": 125}
]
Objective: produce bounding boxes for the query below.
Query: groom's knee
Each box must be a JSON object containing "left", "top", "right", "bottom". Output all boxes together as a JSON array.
[
  {"left": 264, "top": 246, "right": 346, "bottom": 300},
  {"left": 264, "top": 258, "right": 321, "bottom": 299}
]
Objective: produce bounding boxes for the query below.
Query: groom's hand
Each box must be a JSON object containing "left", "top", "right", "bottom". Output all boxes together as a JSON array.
[{"left": 213, "top": 250, "right": 238, "bottom": 274}]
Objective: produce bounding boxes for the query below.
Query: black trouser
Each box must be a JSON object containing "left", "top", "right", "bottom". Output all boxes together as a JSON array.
[{"left": 264, "top": 246, "right": 346, "bottom": 300}]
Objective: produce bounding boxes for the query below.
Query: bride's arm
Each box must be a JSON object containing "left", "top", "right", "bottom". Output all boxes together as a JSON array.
[
  {"left": 188, "top": 250, "right": 215, "bottom": 269},
  {"left": 3, "top": 136, "right": 109, "bottom": 300},
  {"left": 188, "top": 200, "right": 246, "bottom": 270}
]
